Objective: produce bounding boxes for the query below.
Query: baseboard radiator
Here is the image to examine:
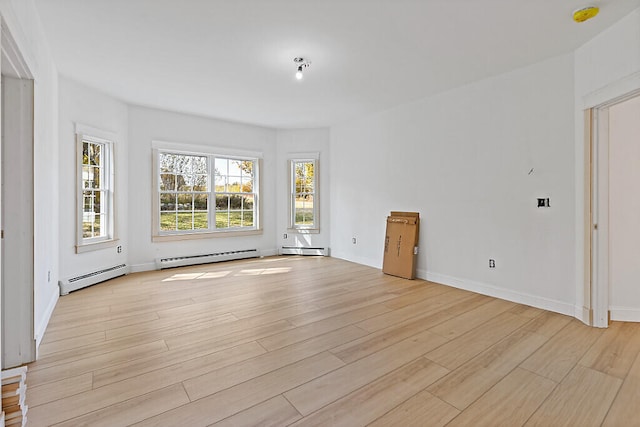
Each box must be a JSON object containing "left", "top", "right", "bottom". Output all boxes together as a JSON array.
[
  {"left": 59, "top": 264, "right": 129, "bottom": 295},
  {"left": 155, "top": 248, "right": 260, "bottom": 270},
  {"left": 280, "top": 246, "right": 330, "bottom": 256}
]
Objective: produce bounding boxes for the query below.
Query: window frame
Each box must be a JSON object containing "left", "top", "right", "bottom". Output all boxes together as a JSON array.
[
  {"left": 288, "top": 155, "right": 319, "bottom": 234},
  {"left": 152, "top": 141, "right": 262, "bottom": 242},
  {"left": 75, "top": 125, "right": 118, "bottom": 253}
]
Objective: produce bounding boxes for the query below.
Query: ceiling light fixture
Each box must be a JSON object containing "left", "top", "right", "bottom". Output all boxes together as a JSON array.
[{"left": 294, "top": 57, "right": 310, "bottom": 80}]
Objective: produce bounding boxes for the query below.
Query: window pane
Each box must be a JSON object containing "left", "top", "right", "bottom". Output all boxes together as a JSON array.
[
  {"left": 90, "top": 143, "right": 101, "bottom": 166},
  {"left": 177, "top": 193, "right": 192, "bottom": 210},
  {"left": 241, "top": 160, "right": 254, "bottom": 178},
  {"left": 241, "top": 177, "right": 253, "bottom": 193},
  {"left": 93, "top": 191, "right": 102, "bottom": 214},
  {"left": 177, "top": 212, "right": 193, "bottom": 230},
  {"left": 295, "top": 195, "right": 314, "bottom": 225},
  {"left": 216, "top": 194, "right": 229, "bottom": 210},
  {"left": 174, "top": 155, "right": 192, "bottom": 175},
  {"left": 83, "top": 142, "right": 90, "bottom": 166},
  {"left": 294, "top": 161, "right": 314, "bottom": 193},
  {"left": 160, "top": 193, "right": 176, "bottom": 211},
  {"left": 160, "top": 153, "right": 175, "bottom": 172},
  {"left": 193, "top": 212, "right": 208, "bottom": 229},
  {"left": 228, "top": 177, "right": 241, "bottom": 193},
  {"left": 194, "top": 194, "right": 208, "bottom": 210},
  {"left": 215, "top": 158, "right": 228, "bottom": 176},
  {"left": 215, "top": 175, "right": 226, "bottom": 192},
  {"left": 193, "top": 156, "right": 207, "bottom": 174},
  {"left": 82, "top": 215, "right": 94, "bottom": 238},
  {"left": 229, "top": 194, "right": 243, "bottom": 210},
  {"left": 242, "top": 211, "right": 254, "bottom": 227},
  {"left": 228, "top": 210, "right": 242, "bottom": 227},
  {"left": 215, "top": 195, "right": 229, "bottom": 229},
  {"left": 303, "top": 179, "right": 313, "bottom": 193},
  {"left": 92, "top": 167, "right": 102, "bottom": 189},
  {"left": 94, "top": 214, "right": 102, "bottom": 236},
  {"left": 160, "top": 173, "right": 176, "bottom": 191},
  {"left": 193, "top": 174, "right": 208, "bottom": 191},
  {"left": 160, "top": 212, "right": 177, "bottom": 231},
  {"left": 83, "top": 191, "right": 94, "bottom": 211},
  {"left": 82, "top": 213, "right": 104, "bottom": 238},
  {"left": 216, "top": 211, "right": 229, "bottom": 229},
  {"left": 177, "top": 174, "right": 192, "bottom": 191},
  {"left": 242, "top": 194, "right": 254, "bottom": 210},
  {"left": 82, "top": 166, "right": 94, "bottom": 188},
  {"left": 229, "top": 160, "right": 242, "bottom": 176}
]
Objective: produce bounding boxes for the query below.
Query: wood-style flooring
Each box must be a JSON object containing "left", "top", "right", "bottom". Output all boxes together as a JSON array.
[{"left": 26, "top": 256, "right": 640, "bottom": 426}]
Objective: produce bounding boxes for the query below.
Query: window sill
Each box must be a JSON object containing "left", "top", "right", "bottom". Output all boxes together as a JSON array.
[
  {"left": 287, "top": 228, "right": 320, "bottom": 235},
  {"left": 152, "top": 229, "right": 263, "bottom": 242},
  {"left": 76, "top": 238, "right": 120, "bottom": 254}
]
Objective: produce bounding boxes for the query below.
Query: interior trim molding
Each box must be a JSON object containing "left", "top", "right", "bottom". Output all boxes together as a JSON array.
[{"left": 420, "top": 270, "right": 576, "bottom": 318}]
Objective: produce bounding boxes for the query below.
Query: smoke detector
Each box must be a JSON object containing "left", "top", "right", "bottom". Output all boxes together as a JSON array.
[{"left": 573, "top": 6, "right": 599, "bottom": 23}]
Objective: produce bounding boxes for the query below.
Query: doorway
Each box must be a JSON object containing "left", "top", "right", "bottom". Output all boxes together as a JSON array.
[
  {"left": 1, "top": 19, "right": 36, "bottom": 368},
  {"left": 590, "top": 90, "right": 640, "bottom": 327}
]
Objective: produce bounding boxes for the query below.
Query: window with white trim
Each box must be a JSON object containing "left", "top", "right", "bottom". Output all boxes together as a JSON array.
[
  {"left": 77, "top": 133, "right": 114, "bottom": 248},
  {"left": 155, "top": 149, "right": 259, "bottom": 237},
  {"left": 289, "top": 158, "right": 318, "bottom": 232}
]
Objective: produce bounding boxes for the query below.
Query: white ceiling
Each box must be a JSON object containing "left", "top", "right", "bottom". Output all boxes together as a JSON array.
[{"left": 35, "top": 0, "right": 640, "bottom": 129}]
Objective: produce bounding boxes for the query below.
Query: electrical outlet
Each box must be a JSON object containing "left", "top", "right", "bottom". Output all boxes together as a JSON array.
[
  {"left": 352, "top": 237, "right": 357, "bottom": 244},
  {"left": 537, "top": 198, "right": 550, "bottom": 208},
  {"left": 489, "top": 259, "right": 496, "bottom": 268},
  {"left": 117, "top": 245, "right": 122, "bottom": 253},
  {"left": 283, "top": 233, "right": 288, "bottom": 239}
]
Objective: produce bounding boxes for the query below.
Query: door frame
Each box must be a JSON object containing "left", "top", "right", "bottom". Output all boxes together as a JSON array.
[
  {"left": 588, "top": 88, "right": 640, "bottom": 327},
  {"left": 1, "top": 16, "right": 36, "bottom": 367}
]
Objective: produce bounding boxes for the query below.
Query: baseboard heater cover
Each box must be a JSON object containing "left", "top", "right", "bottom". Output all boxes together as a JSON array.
[
  {"left": 155, "top": 248, "right": 260, "bottom": 270},
  {"left": 59, "top": 264, "right": 129, "bottom": 295},
  {"left": 280, "top": 246, "right": 330, "bottom": 256}
]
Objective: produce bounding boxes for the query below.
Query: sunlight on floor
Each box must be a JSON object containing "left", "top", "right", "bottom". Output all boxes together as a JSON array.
[
  {"left": 235, "top": 267, "right": 292, "bottom": 276},
  {"left": 162, "top": 270, "right": 232, "bottom": 281}
]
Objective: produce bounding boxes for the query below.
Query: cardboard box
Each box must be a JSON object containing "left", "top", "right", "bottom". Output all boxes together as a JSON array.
[{"left": 382, "top": 211, "right": 420, "bottom": 279}]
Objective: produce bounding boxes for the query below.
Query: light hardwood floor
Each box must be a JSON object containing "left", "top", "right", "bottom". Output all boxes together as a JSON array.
[{"left": 26, "top": 256, "right": 640, "bottom": 426}]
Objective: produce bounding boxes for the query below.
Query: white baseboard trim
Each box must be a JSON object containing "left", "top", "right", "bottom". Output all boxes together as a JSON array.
[
  {"left": 35, "top": 287, "right": 59, "bottom": 349},
  {"left": 330, "top": 252, "right": 379, "bottom": 269},
  {"left": 129, "top": 262, "right": 156, "bottom": 273},
  {"left": 610, "top": 306, "right": 640, "bottom": 322},
  {"left": 574, "top": 305, "right": 592, "bottom": 326},
  {"left": 421, "top": 270, "right": 575, "bottom": 317}
]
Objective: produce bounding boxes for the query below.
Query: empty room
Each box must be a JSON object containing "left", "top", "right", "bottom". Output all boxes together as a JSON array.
[{"left": 1, "top": 0, "right": 640, "bottom": 425}]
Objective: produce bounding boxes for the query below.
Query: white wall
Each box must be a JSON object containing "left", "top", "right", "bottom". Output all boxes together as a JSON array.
[
  {"left": 574, "top": 9, "right": 640, "bottom": 104},
  {"left": 330, "top": 53, "right": 577, "bottom": 315},
  {"left": 58, "top": 77, "right": 129, "bottom": 280},
  {"left": 276, "top": 129, "right": 330, "bottom": 250},
  {"left": 0, "top": 0, "right": 59, "bottom": 352},
  {"left": 574, "top": 8, "right": 640, "bottom": 323},
  {"left": 127, "top": 106, "right": 278, "bottom": 271},
  {"left": 609, "top": 95, "right": 640, "bottom": 320}
]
